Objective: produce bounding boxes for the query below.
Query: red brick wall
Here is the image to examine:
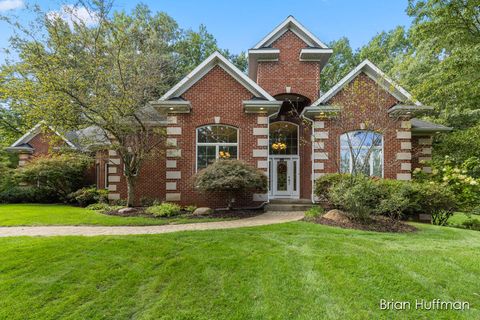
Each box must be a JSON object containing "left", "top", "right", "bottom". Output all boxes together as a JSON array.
[
  {"left": 319, "top": 73, "right": 409, "bottom": 179},
  {"left": 17, "top": 132, "right": 66, "bottom": 166},
  {"left": 28, "top": 133, "right": 59, "bottom": 155},
  {"left": 169, "top": 65, "right": 266, "bottom": 208},
  {"left": 102, "top": 150, "right": 167, "bottom": 205},
  {"left": 300, "top": 124, "right": 312, "bottom": 199},
  {"left": 256, "top": 30, "right": 321, "bottom": 102}
]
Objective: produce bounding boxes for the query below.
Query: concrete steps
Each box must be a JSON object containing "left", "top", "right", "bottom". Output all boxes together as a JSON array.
[{"left": 266, "top": 199, "right": 312, "bottom": 212}]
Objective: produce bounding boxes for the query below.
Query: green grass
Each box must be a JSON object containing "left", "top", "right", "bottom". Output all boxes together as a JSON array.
[
  {"left": 449, "top": 212, "right": 480, "bottom": 226},
  {"left": 0, "top": 222, "right": 478, "bottom": 319},
  {"left": 0, "top": 204, "right": 223, "bottom": 226}
]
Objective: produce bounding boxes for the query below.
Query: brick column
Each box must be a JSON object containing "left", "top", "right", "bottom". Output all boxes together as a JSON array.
[
  {"left": 165, "top": 115, "right": 182, "bottom": 202},
  {"left": 107, "top": 149, "right": 121, "bottom": 201},
  {"left": 396, "top": 119, "right": 412, "bottom": 180},
  {"left": 252, "top": 114, "right": 269, "bottom": 202}
]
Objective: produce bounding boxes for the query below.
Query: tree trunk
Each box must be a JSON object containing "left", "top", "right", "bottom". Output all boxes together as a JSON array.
[{"left": 126, "top": 175, "right": 136, "bottom": 207}]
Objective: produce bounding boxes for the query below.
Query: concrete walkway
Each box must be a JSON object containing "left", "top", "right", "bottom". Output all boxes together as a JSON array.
[{"left": 0, "top": 211, "right": 305, "bottom": 237}]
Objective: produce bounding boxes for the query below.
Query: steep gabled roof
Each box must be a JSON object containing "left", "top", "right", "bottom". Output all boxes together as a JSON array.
[
  {"left": 159, "top": 51, "right": 276, "bottom": 102},
  {"left": 8, "top": 122, "right": 77, "bottom": 152},
  {"left": 314, "top": 59, "right": 421, "bottom": 106},
  {"left": 253, "top": 15, "right": 329, "bottom": 49}
]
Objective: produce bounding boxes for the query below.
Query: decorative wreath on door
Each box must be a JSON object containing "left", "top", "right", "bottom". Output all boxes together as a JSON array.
[{"left": 277, "top": 162, "right": 287, "bottom": 173}]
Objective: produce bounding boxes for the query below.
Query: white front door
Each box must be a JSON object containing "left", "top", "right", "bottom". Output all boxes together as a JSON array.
[{"left": 269, "top": 157, "right": 299, "bottom": 198}]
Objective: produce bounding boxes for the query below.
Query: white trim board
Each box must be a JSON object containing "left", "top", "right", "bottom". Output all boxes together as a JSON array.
[
  {"left": 313, "top": 59, "right": 421, "bottom": 106},
  {"left": 253, "top": 16, "right": 329, "bottom": 49},
  {"left": 159, "top": 51, "right": 276, "bottom": 102}
]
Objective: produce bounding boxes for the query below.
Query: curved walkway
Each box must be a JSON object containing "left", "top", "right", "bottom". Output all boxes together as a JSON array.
[{"left": 0, "top": 211, "right": 305, "bottom": 237}]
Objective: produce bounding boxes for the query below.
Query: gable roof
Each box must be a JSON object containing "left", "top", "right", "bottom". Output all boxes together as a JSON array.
[
  {"left": 159, "top": 51, "right": 276, "bottom": 102},
  {"left": 253, "top": 16, "right": 329, "bottom": 49},
  {"left": 314, "top": 59, "right": 421, "bottom": 106},
  {"left": 8, "top": 122, "right": 77, "bottom": 152}
]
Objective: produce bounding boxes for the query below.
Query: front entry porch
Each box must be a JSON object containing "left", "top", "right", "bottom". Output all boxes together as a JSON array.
[{"left": 267, "top": 94, "right": 311, "bottom": 201}]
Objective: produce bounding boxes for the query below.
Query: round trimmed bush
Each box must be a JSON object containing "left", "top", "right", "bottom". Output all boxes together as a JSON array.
[{"left": 194, "top": 160, "right": 267, "bottom": 209}]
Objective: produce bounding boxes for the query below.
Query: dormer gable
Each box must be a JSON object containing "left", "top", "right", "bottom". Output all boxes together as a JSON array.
[{"left": 253, "top": 15, "right": 329, "bottom": 49}]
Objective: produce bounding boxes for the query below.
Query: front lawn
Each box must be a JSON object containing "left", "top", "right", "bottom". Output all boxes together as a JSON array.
[
  {"left": 0, "top": 204, "right": 223, "bottom": 226},
  {"left": 0, "top": 222, "right": 478, "bottom": 319}
]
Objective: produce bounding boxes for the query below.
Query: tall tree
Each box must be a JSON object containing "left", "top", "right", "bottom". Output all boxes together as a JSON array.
[
  {"left": 0, "top": 1, "right": 181, "bottom": 206},
  {"left": 405, "top": 0, "right": 480, "bottom": 113},
  {"left": 0, "top": 105, "right": 24, "bottom": 147},
  {"left": 175, "top": 24, "right": 247, "bottom": 76},
  {"left": 320, "top": 37, "right": 359, "bottom": 93},
  {"left": 357, "top": 26, "right": 412, "bottom": 78}
]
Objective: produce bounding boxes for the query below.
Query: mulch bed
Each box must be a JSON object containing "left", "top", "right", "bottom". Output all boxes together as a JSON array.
[
  {"left": 104, "top": 207, "right": 264, "bottom": 219},
  {"left": 312, "top": 215, "right": 417, "bottom": 233},
  {"left": 203, "top": 209, "right": 264, "bottom": 219}
]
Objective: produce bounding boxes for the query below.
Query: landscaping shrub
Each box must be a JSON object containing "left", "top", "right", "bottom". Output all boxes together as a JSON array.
[
  {"left": 461, "top": 218, "right": 480, "bottom": 231},
  {"left": 414, "top": 156, "right": 480, "bottom": 212},
  {"left": 314, "top": 173, "right": 351, "bottom": 205},
  {"left": 86, "top": 203, "right": 122, "bottom": 213},
  {"left": 0, "top": 151, "right": 17, "bottom": 192},
  {"left": 304, "top": 206, "right": 324, "bottom": 221},
  {"left": 68, "top": 187, "right": 109, "bottom": 207},
  {"left": 415, "top": 183, "right": 456, "bottom": 226},
  {"left": 329, "top": 175, "right": 383, "bottom": 221},
  {"left": 146, "top": 202, "right": 182, "bottom": 217},
  {"left": 0, "top": 186, "right": 59, "bottom": 203},
  {"left": 14, "top": 154, "right": 92, "bottom": 201},
  {"left": 140, "top": 197, "right": 160, "bottom": 207},
  {"left": 315, "top": 172, "right": 458, "bottom": 224},
  {"left": 183, "top": 205, "right": 197, "bottom": 214},
  {"left": 194, "top": 160, "right": 267, "bottom": 209},
  {"left": 374, "top": 179, "right": 411, "bottom": 220},
  {"left": 110, "top": 199, "right": 128, "bottom": 206}
]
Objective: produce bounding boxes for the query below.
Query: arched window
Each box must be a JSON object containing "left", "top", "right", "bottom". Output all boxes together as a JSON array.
[
  {"left": 269, "top": 122, "right": 298, "bottom": 155},
  {"left": 196, "top": 125, "right": 238, "bottom": 170},
  {"left": 340, "top": 131, "right": 383, "bottom": 177}
]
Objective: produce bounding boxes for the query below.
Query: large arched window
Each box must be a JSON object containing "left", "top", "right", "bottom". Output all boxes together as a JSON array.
[
  {"left": 269, "top": 122, "right": 298, "bottom": 155},
  {"left": 340, "top": 131, "right": 383, "bottom": 177},
  {"left": 196, "top": 125, "right": 238, "bottom": 170}
]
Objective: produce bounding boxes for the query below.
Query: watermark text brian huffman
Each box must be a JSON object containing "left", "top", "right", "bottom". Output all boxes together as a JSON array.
[{"left": 380, "top": 299, "right": 469, "bottom": 311}]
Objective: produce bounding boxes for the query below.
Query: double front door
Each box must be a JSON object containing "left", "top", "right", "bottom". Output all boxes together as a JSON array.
[{"left": 269, "top": 156, "right": 300, "bottom": 198}]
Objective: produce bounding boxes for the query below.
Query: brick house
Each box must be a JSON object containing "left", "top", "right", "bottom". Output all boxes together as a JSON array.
[{"left": 8, "top": 16, "right": 451, "bottom": 208}]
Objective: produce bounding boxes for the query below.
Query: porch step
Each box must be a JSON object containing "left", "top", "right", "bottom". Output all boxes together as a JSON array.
[
  {"left": 266, "top": 199, "right": 312, "bottom": 212},
  {"left": 269, "top": 198, "right": 312, "bottom": 204},
  {"left": 266, "top": 204, "right": 312, "bottom": 212}
]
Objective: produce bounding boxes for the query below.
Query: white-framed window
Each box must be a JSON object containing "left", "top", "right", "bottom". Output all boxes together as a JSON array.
[
  {"left": 269, "top": 121, "right": 299, "bottom": 155},
  {"left": 196, "top": 125, "right": 238, "bottom": 171},
  {"left": 340, "top": 131, "right": 383, "bottom": 177}
]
